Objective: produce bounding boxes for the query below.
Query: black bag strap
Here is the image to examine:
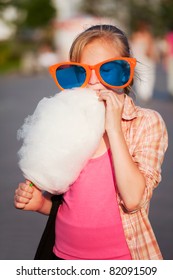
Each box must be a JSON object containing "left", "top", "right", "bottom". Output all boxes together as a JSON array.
[{"left": 34, "top": 195, "right": 62, "bottom": 260}]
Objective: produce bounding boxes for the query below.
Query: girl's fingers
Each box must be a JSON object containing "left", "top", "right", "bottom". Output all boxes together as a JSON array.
[
  {"left": 26, "top": 180, "right": 34, "bottom": 187},
  {"left": 18, "top": 189, "right": 33, "bottom": 199},
  {"left": 14, "top": 192, "right": 30, "bottom": 209},
  {"left": 14, "top": 201, "right": 26, "bottom": 209},
  {"left": 15, "top": 194, "right": 31, "bottom": 204},
  {"left": 18, "top": 183, "right": 34, "bottom": 194},
  {"left": 98, "top": 93, "right": 115, "bottom": 108},
  {"left": 98, "top": 90, "right": 122, "bottom": 106},
  {"left": 15, "top": 183, "right": 33, "bottom": 200}
]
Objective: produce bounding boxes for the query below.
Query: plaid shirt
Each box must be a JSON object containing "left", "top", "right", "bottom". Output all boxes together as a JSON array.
[{"left": 118, "top": 95, "right": 168, "bottom": 260}]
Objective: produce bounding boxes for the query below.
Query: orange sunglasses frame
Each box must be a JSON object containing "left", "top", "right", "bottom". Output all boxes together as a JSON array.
[{"left": 49, "top": 57, "right": 137, "bottom": 90}]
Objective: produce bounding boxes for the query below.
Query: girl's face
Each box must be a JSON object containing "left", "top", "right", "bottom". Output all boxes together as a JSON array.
[{"left": 80, "top": 39, "right": 122, "bottom": 92}]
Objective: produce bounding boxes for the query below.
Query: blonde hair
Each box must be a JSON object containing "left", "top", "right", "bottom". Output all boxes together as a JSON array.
[
  {"left": 69, "top": 25, "right": 131, "bottom": 62},
  {"left": 69, "top": 25, "right": 133, "bottom": 94}
]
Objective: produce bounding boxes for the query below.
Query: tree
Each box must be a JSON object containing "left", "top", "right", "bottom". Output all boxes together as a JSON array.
[
  {"left": 0, "top": 0, "right": 57, "bottom": 32},
  {"left": 159, "top": 0, "right": 173, "bottom": 32},
  {"left": 20, "top": 0, "right": 56, "bottom": 28},
  {"left": 79, "top": 0, "right": 173, "bottom": 36},
  {"left": 0, "top": 0, "right": 57, "bottom": 73}
]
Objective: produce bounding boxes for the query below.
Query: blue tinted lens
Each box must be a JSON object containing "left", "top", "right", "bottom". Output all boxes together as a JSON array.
[
  {"left": 56, "top": 65, "right": 86, "bottom": 89},
  {"left": 100, "top": 60, "right": 130, "bottom": 86}
]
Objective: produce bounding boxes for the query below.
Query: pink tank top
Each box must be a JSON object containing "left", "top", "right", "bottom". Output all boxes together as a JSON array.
[{"left": 53, "top": 150, "right": 131, "bottom": 260}]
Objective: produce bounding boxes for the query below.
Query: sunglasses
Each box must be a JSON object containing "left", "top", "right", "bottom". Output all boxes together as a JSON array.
[{"left": 49, "top": 57, "right": 136, "bottom": 90}]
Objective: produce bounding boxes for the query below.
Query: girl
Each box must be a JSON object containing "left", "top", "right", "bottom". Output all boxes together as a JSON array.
[{"left": 14, "top": 24, "right": 168, "bottom": 260}]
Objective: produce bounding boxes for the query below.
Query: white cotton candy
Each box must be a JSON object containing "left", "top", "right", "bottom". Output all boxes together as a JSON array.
[{"left": 17, "top": 88, "right": 105, "bottom": 194}]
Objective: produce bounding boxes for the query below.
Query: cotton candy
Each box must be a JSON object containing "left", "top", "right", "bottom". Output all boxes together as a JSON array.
[{"left": 17, "top": 88, "right": 105, "bottom": 194}]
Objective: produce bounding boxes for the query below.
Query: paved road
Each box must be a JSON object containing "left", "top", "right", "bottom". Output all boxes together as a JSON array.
[{"left": 0, "top": 65, "right": 172, "bottom": 260}]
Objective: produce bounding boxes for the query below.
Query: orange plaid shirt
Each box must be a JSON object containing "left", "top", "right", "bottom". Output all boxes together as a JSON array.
[{"left": 118, "top": 95, "right": 168, "bottom": 260}]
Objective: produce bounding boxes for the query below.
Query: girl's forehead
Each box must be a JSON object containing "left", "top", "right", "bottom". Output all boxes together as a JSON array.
[{"left": 80, "top": 39, "right": 122, "bottom": 64}]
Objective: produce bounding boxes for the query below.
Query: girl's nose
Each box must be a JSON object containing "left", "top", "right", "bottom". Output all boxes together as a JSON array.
[{"left": 88, "top": 69, "right": 100, "bottom": 85}]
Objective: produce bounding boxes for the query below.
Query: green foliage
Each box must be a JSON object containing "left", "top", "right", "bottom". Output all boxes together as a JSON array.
[
  {"left": 21, "top": 0, "right": 56, "bottom": 28},
  {"left": 0, "top": 0, "right": 57, "bottom": 73},
  {"left": 159, "top": 0, "right": 173, "bottom": 31},
  {"left": 79, "top": 0, "right": 173, "bottom": 36},
  {"left": 3, "top": 0, "right": 56, "bottom": 28},
  {"left": 0, "top": 41, "right": 21, "bottom": 73},
  {"left": 127, "top": 0, "right": 158, "bottom": 34}
]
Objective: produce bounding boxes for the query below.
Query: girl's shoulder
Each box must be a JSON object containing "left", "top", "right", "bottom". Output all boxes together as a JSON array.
[
  {"left": 123, "top": 96, "right": 165, "bottom": 130},
  {"left": 135, "top": 105, "right": 165, "bottom": 124},
  {"left": 133, "top": 105, "right": 167, "bottom": 137}
]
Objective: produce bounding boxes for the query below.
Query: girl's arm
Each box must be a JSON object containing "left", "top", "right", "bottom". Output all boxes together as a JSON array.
[
  {"left": 107, "top": 129, "right": 145, "bottom": 211},
  {"left": 98, "top": 90, "right": 145, "bottom": 211}
]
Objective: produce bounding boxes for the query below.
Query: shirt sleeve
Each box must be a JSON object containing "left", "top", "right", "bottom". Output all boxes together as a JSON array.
[{"left": 132, "top": 110, "right": 168, "bottom": 209}]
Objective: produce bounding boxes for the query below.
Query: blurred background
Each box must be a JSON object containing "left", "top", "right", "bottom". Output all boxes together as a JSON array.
[{"left": 0, "top": 0, "right": 173, "bottom": 259}]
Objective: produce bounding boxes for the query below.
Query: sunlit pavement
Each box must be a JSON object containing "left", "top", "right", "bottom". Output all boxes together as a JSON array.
[{"left": 0, "top": 64, "right": 172, "bottom": 259}]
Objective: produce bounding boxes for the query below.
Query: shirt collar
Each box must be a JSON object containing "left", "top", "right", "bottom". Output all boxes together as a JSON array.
[{"left": 122, "top": 94, "right": 137, "bottom": 120}]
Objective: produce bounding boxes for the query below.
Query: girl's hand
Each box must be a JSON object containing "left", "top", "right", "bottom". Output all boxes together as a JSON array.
[
  {"left": 97, "top": 89, "right": 124, "bottom": 134},
  {"left": 14, "top": 180, "right": 44, "bottom": 212}
]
